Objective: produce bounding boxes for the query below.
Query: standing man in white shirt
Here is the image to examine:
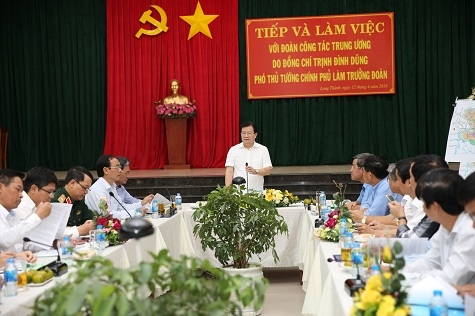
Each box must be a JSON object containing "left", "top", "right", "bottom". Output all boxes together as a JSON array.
[{"left": 225, "top": 121, "right": 272, "bottom": 192}]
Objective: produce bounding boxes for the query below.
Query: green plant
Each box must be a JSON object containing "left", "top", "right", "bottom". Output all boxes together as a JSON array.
[
  {"left": 192, "top": 185, "right": 289, "bottom": 269},
  {"left": 31, "top": 249, "right": 266, "bottom": 316}
]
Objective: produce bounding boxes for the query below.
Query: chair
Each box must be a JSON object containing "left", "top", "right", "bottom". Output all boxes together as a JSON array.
[{"left": 0, "top": 128, "right": 8, "bottom": 169}]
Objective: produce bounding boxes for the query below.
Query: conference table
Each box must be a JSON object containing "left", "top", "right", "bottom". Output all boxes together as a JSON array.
[{"left": 2, "top": 202, "right": 347, "bottom": 316}]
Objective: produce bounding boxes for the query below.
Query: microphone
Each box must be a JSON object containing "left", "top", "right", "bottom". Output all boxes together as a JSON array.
[
  {"left": 245, "top": 162, "right": 249, "bottom": 192},
  {"left": 109, "top": 192, "right": 132, "bottom": 218},
  {"left": 23, "top": 237, "right": 68, "bottom": 276}
]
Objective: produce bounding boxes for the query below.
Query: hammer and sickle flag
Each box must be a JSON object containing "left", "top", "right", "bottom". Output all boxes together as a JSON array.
[{"left": 135, "top": 5, "right": 169, "bottom": 38}]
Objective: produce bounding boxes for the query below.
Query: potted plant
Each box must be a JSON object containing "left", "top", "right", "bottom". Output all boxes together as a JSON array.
[
  {"left": 192, "top": 184, "right": 289, "bottom": 315},
  {"left": 31, "top": 249, "right": 265, "bottom": 316}
]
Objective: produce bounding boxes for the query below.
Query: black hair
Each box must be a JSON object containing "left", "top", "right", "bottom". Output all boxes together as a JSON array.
[
  {"left": 240, "top": 121, "right": 257, "bottom": 134},
  {"left": 411, "top": 154, "right": 449, "bottom": 183},
  {"left": 96, "top": 155, "right": 116, "bottom": 177},
  {"left": 416, "top": 168, "right": 464, "bottom": 216},
  {"left": 363, "top": 154, "right": 389, "bottom": 179},
  {"left": 458, "top": 171, "right": 475, "bottom": 206},
  {"left": 23, "top": 167, "right": 58, "bottom": 192},
  {"left": 0, "top": 169, "right": 24, "bottom": 186},
  {"left": 64, "top": 166, "right": 94, "bottom": 184}
]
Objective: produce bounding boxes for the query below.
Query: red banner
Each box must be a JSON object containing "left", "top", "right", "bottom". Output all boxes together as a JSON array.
[{"left": 246, "top": 12, "right": 395, "bottom": 99}]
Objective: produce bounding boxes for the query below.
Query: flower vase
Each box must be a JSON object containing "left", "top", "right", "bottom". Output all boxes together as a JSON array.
[{"left": 164, "top": 118, "right": 190, "bottom": 169}]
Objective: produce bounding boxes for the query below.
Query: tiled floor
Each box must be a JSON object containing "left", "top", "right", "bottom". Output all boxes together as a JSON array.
[{"left": 261, "top": 268, "right": 306, "bottom": 315}]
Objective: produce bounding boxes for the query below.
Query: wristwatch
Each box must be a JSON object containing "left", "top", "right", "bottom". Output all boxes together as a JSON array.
[
  {"left": 255, "top": 169, "right": 260, "bottom": 174},
  {"left": 396, "top": 216, "right": 407, "bottom": 226},
  {"left": 361, "top": 216, "right": 367, "bottom": 224}
]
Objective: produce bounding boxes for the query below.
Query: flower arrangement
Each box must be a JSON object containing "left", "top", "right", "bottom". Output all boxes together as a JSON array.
[
  {"left": 351, "top": 241, "right": 410, "bottom": 316},
  {"left": 96, "top": 215, "right": 122, "bottom": 245},
  {"left": 314, "top": 208, "right": 354, "bottom": 242},
  {"left": 93, "top": 196, "right": 123, "bottom": 245},
  {"left": 332, "top": 180, "right": 347, "bottom": 209},
  {"left": 154, "top": 101, "right": 197, "bottom": 119},
  {"left": 263, "top": 189, "right": 299, "bottom": 207}
]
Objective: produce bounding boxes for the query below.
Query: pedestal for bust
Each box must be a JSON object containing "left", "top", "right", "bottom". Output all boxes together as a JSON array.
[{"left": 164, "top": 118, "right": 190, "bottom": 169}]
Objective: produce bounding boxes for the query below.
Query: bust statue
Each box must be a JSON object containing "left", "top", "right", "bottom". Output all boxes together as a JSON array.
[{"left": 163, "top": 79, "right": 189, "bottom": 104}]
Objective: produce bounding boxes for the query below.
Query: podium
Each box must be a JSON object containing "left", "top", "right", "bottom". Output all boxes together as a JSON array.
[{"left": 164, "top": 118, "right": 190, "bottom": 169}]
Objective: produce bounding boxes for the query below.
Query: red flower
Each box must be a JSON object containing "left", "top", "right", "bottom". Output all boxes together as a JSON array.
[
  {"left": 97, "top": 217, "right": 109, "bottom": 227},
  {"left": 328, "top": 210, "right": 340, "bottom": 219},
  {"left": 112, "top": 220, "right": 121, "bottom": 231},
  {"left": 325, "top": 218, "right": 338, "bottom": 229}
]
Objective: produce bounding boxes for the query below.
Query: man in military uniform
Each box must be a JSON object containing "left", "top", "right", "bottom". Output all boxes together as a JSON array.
[{"left": 52, "top": 166, "right": 96, "bottom": 237}]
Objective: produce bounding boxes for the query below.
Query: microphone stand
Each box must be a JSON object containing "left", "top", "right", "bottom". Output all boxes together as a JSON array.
[
  {"left": 109, "top": 192, "right": 132, "bottom": 218},
  {"left": 245, "top": 162, "right": 249, "bottom": 192},
  {"left": 23, "top": 237, "right": 68, "bottom": 276}
]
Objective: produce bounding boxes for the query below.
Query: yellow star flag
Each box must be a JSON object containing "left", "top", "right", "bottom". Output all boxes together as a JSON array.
[{"left": 180, "top": 1, "right": 219, "bottom": 40}]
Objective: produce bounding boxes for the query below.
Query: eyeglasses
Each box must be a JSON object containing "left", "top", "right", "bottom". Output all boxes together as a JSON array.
[
  {"left": 76, "top": 181, "right": 91, "bottom": 192},
  {"left": 240, "top": 132, "right": 255, "bottom": 136},
  {"left": 40, "top": 188, "right": 55, "bottom": 196},
  {"left": 109, "top": 165, "right": 121, "bottom": 170}
]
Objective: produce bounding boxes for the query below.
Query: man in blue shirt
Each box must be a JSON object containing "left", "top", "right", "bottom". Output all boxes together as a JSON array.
[
  {"left": 346, "top": 153, "right": 373, "bottom": 210},
  {"left": 358, "top": 154, "right": 393, "bottom": 216}
]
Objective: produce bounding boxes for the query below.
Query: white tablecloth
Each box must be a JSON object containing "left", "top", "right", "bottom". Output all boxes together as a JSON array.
[{"left": 182, "top": 205, "right": 309, "bottom": 267}]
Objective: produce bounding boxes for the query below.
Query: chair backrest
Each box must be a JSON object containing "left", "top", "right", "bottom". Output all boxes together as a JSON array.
[{"left": 0, "top": 128, "right": 8, "bottom": 169}]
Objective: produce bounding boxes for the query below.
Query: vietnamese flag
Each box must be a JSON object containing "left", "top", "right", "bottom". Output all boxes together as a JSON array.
[{"left": 105, "top": 0, "right": 239, "bottom": 169}]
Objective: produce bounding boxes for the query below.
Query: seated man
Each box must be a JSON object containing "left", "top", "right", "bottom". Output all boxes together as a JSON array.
[
  {"left": 86, "top": 155, "right": 139, "bottom": 219},
  {"left": 14, "top": 167, "right": 61, "bottom": 251},
  {"left": 0, "top": 169, "right": 51, "bottom": 253},
  {"left": 345, "top": 153, "right": 374, "bottom": 210},
  {"left": 15, "top": 167, "right": 58, "bottom": 220},
  {"left": 358, "top": 155, "right": 445, "bottom": 239},
  {"left": 453, "top": 171, "right": 475, "bottom": 298},
  {"left": 116, "top": 157, "right": 155, "bottom": 211},
  {"left": 393, "top": 154, "right": 447, "bottom": 239},
  {"left": 52, "top": 166, "right": 96, "bottom": 237},
  {"left": 402, "top": 169, "right": 475, "bottom": 286},
  {"left": 350, "top": 154, "right": 393, "bottom": 218}
]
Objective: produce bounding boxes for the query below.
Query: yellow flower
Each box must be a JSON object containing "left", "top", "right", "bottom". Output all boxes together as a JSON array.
[
  {"left": 365, "top": 274, "right": 383, "bottom": 292},
  {"left": 383, "top": 272, "right": 392, "bottom": 280},
  {"left": 382, "top": 245, "right": 393, "bottom": 263},
  {"left": 265, "top": 191, "right": 274, "bottom": 202},
  {"left": 376, "top": 295, "right": 396, "bottom": 316},
  {"left": 393, "top": 306, "right": 410, "bottom": 316},
  {"left": 360, "top": 289, "right": 382, "bottom": 306}
]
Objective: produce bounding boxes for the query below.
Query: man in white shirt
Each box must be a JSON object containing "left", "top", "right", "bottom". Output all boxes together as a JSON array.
[
  {"left": 85, "top": 155, "right": 132, "bottom": 219},
  {"left": 453, "top": 171, "right": 475, "bottom": 298},
  {"left": 225, "top": 121, "right": 272, "bottom": 191},
  {"left": 0, "top": 169, "right": 51, "bottom": 256},
  {"left": 403, "top": 169, "right": 475, "bottom": 286},
  {"left": 116, "top": 156, "right": 155, "bottom": 210}
]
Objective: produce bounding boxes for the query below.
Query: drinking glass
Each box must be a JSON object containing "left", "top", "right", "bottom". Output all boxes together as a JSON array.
[
  {"left": 15, "top": 258, "right": 27, "bottom": 289},
  {"left": 89, "top": 230, "right": 97, "bottom": 250},
  {"left": 158, "top": 203, "right": 165, "bottom": 216}
]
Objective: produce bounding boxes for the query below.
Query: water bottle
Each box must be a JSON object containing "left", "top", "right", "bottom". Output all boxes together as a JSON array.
[
  {"left": 321, "top": 206, "right": 330, "bottom": 222},
  {"left": 151, "top": 199, "right": 159, "bottom": 219},
  {"left": 370, "top": 264, "right": 381, "bottom": 276},
  {"left": 175, "top": 193, "right": 182, "bottom": 211},
  {"left": 61, "top": 235, "right": 73, "bottom": 264},
  {"left": 96, "top": 225, "right": 106, "bottom": 254},
  {"left": 338, "top": 218, "right": 348, "bottom": 248},
  {"left": 351, "top": 243, "right": 364, "bottom": 277},
  {"left": 319, "top": 191, "right": 326, "bottom": 208},
  {"left": 429, "top": 290, "right": 448, "bottom": 316},
  {"left": 4, "top": 258, "right": 18, "bottom": 297},
  {"left": 135, "top": 208, "right": 142, "bottom": 218},
  {"left": 341, "top": 232, "right": 354, "bottom": 267}
]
